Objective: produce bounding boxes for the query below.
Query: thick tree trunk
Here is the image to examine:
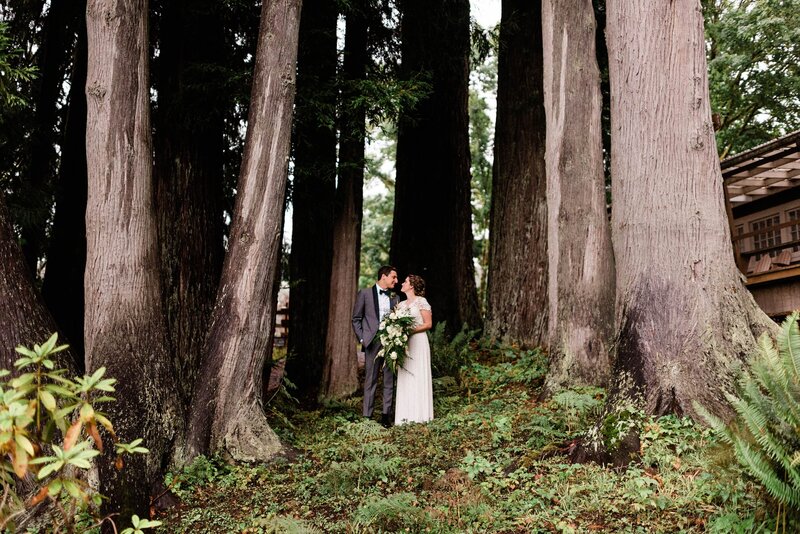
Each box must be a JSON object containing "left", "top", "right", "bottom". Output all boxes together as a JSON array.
[
  {"left": 485, "top": 0, "right": 548, "bottom": 347},
  {"left": 185, "top": 0, "right": 301, "bottom": 462},
  {"left": 19, "top": 0, "right": 80, "bottom": 275},
  {"left": 542, "top": 0, "right": 614, "bottom": 392},
  {"left": 41, "top": 9, "right": 88, "bottom": 368},
  {"left": 605, "top": 0, "right": 775, "bottom": 419},
  {"left": 85, "top": 0, "right": 178, "bottom": 522},
  {"left": 319, "top": 3, "right": 368, "bottom": 402},
  {"left": 392, "top": 0, "right": 481, "bottom": 334},
  {"left": 285, "top": 0, "right": 338, "bottom": 398},
  {"left": 153, "top": 0, "right": 225, "bottom": 416},
  {"left": 0, "top": 193, "right": 74, "bottom": 369}
]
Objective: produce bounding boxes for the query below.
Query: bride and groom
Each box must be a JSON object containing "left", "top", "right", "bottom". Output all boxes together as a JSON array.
[{"left": 352, "top": 265, "right": 434, "bottom": 428}]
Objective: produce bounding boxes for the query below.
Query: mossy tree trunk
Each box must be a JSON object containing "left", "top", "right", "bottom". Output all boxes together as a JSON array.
[
  {"left": 185, "top": 0, "right": 301, "bottom": 462},
  {"left": 85, "top": 0, "right": 179, "bottom": 524},
  {"left": 542, "top": 0, "right": 614, "bottom": 392},
  {"left": 320, "top": 2, "right": 368, "bottom": 402},
  {"left": 605, "top": 0, "right": 775, "bottom": 420}
]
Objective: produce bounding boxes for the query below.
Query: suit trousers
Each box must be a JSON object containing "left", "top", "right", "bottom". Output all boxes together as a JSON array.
[{"left": 363, "top": 340, "right": 394, "bottom": 417}]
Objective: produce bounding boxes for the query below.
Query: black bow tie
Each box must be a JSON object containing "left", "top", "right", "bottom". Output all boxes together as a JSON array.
[{"left": 379, "top": 289, "right": 390, "bottom": 296}]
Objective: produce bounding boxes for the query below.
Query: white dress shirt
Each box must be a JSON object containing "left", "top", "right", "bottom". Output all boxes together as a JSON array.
[{"left": 376, "top": 284, "right": 391, "bottom": 319}]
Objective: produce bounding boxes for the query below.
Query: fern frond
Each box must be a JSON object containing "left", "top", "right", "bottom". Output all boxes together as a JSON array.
[{"left": 778, "top": 312, "right": 800, "bottom": 381}]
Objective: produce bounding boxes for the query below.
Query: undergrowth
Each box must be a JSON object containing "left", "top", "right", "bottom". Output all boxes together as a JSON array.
[{"left": 161, "top": 343, "right": 779, "bottom": 533}]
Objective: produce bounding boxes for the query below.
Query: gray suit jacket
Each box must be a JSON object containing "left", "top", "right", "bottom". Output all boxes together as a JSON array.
[{"left": 352, "top": 285, "right": 398, "bottom": 348}]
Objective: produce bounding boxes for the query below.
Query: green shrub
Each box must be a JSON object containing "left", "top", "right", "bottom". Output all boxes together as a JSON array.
[
  {"left": 429, "top": 322, "right": 480, "bottom": 380},
  {"left": 352, "top": 492, "right": 432, "bottom": 532},
  {"left": 0, "top": 334, "right": 155, "bottom": 532},
  {"left": 697, "top": 312, "right": 800, "bottom": 513}
]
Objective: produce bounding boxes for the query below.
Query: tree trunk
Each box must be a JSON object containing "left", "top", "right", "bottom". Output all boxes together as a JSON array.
[
  {"left": 153, "top": 0, "right": 225, "bottom": 417},
  {"left": 542, "top": 0, "right": 614, "bottom": 392},
  {"left": 41, "top": 7, "right": 88, "bottom": 369},
  {"left": 319, "top": 2, "right": 368, "bottom": 402},
  {"left": 0, "top": 193, "right": 74, "bottom": 370},
  {"left": 285, "top": 0, "right": 338, "bottom": 399},
  {"left": 20, "top": 0, "right": 80, "bottom": 275},
  {"left": 85, "top": 0, "right": 178, "bottom": 522},
  {"left": 185, "top": 0, "right": 302, "bottom": 462},
  {"left": 485, "top": 0, "right": 548, "bottom": 347},
  {"left": 605, "top": 0, "right": 775, "bottom": 419},
  {"left": 392, "top": 0, "right": 481, "bottom": 334}
]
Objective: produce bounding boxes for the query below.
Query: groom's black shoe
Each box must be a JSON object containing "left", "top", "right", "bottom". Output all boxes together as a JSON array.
[{"left": 380, "top": 413, "right": 392, "bottom": 428}]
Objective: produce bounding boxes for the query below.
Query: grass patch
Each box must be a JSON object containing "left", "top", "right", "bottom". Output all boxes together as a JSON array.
[{"left": 162, "top": 345, "right": 778, "bottom": 533}]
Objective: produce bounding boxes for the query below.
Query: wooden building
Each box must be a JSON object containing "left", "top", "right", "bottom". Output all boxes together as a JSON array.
[{"left": 723, "top": 130, "right": 800, "bottom": 318}]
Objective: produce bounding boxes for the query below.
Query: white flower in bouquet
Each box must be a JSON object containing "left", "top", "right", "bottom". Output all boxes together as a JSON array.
[{"left": 390, "top": 352, "right": 398, "bottom": 360}]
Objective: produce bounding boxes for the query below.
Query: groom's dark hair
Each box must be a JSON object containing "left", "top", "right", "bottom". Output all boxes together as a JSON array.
[{"left": 377, "top": 265, "right": 396, "bottom": 279}]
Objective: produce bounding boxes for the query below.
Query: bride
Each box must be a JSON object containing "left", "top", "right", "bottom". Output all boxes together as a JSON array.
[{"left": 394, "top": 274, "right": 434, "bottom": 425}]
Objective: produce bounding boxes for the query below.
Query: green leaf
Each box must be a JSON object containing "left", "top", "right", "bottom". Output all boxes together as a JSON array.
[
  {"left": 37, "top": 460, "right": 63, "bottom": 479},
  {"left": 39, "top": 390, "right": 57, "bottom": 412},
  {"left": 15, "top": 433, "right": 34, "bottom": 456}
]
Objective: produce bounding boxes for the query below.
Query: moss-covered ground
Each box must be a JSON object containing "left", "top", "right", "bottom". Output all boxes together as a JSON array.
[{"left": 161, "top": 346, "right": 777, "bottom": 533}]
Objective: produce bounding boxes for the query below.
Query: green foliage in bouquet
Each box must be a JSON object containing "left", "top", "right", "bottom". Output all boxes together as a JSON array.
[
  {"left": 0, "top": 334, "right": 158, "bottom": 533},
  {"left": 696, "top": 312, "right": 800, "bottom": 513},
  {"left": 376, "top": 309, "right": 415, "bottom": 374}
]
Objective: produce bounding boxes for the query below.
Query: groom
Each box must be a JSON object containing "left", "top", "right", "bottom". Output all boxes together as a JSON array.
[{"left": 352, "top": 265, "right": 399, "bottom": 428}]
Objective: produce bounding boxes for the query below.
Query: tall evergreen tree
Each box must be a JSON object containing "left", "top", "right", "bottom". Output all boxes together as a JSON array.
[
  {"left": 485, "top": 0, "right": 548, "bottom": 347},
  {"left": 604, "top": 0, "right": 775, "bottom": 420},
  {"left": 391, "top": 0, "right": 481, "bottom": 333},
  {"left": 542, "top": 0, "right": 614, "bottom": 391},
  {"left": 320, "top": 1, "right": 369, "bottom": 401},
  {"left": 186, "top": 0, "right": 302, "bottom": 462},
  {"left": 17, "top": 0, "right": 80, "bottom": 275},
  {"left": 152, "top": 0, "right": 226, "bottom": 417},
  {"left": 84, "top": 0, "right": 178, "bottom": 520},
  {"left": 286, "top": 0, "right": 338, "bottom": 398}
]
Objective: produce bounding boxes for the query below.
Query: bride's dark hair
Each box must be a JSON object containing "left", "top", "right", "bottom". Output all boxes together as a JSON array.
[{"left": 407, "top": 274, "right": 426, "bottom": 297}]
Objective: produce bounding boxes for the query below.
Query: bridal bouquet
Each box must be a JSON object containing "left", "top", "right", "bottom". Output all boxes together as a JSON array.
[{"left": 376, "top": 308, "right": 415, "bottom": 374}]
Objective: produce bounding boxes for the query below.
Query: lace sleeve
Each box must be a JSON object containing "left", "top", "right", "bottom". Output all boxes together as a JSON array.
[{"left": 417, "top": 297, "right": 432, "bottom": 312}]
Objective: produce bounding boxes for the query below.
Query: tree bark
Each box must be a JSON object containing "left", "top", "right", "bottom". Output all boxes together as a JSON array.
[
  {"left": 285, "top": 0, "right": 338, "bottom": 399},
  {"left": 391, "top": 0, "right": 481, "bottom": 334},
  {"left": 542, "top": 0, "right": 614, "bottom": 392},
  {"left": 41, "top": 7, "right": 88, "bottom": 369},
  {"left": 19, "top": 0, "right": 80, "bottom": 275},
  {"left": 185, "top": 0, "right": 302, "bottom": 462},
  {"left": 152, "top": 0, "right": 225, "bottom": 416},
  {"left": 0, "top": 192, "right": 74, "bottom": 370},
  {"left": 85, "top": 0, "right": 178, "bottom": 522},
  {"left": 319, "top": 3, "right": 368, "bottom": 402},
  {"left": 605, "top": 0, "right": 775, "bottom": 419},
  {"left": 485, "top": 0, "right": 548, "bottom": 347}
]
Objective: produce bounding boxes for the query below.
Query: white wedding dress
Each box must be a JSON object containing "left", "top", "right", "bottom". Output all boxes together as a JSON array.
[{"left": 394, "top": 297, "right": 434, "bottom": 425}]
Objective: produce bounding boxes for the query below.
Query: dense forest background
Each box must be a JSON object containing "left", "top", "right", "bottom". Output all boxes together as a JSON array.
[{"left": 0, "top": 0, "right": 799, "bottom": 528}]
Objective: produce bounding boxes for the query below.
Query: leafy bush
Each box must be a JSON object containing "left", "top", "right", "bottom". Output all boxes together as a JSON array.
[
  {"left": 429, "top": 322, "right": 480, "bottom": 380},
  {"left": 0, "top": 334, "right": 156, "bottom": 532},
  {"left": 697, "top": 312, "right": 800, "bottom": 513},
  {"left": 352, "top": 492, "right": 432, "bottom": 532}
]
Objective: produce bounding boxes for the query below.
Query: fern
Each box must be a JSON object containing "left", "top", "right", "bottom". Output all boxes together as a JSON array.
[
  {"left": 696, "top": 312, "right": 800, "bottom": 512},
  {"left": 429, "top": 322, "right": 480, "bottom": 381},
  {"left": 352, "top": 492, "right": 432, "bottom": 531}
]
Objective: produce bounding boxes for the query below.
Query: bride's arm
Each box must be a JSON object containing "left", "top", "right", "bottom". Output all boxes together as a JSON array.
[{"left": 413, "top": 309, "right": 433, "bottom": 334}]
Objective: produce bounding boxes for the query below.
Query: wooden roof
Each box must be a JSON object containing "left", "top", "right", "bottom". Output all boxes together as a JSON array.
[{"left": 722, "top": 130, "right": 800, "bottom": 207}]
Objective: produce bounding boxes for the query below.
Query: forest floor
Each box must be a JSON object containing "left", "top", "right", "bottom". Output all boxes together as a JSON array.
[{"left": 161, "top": 346, "right": 778, "bottom": 533}]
